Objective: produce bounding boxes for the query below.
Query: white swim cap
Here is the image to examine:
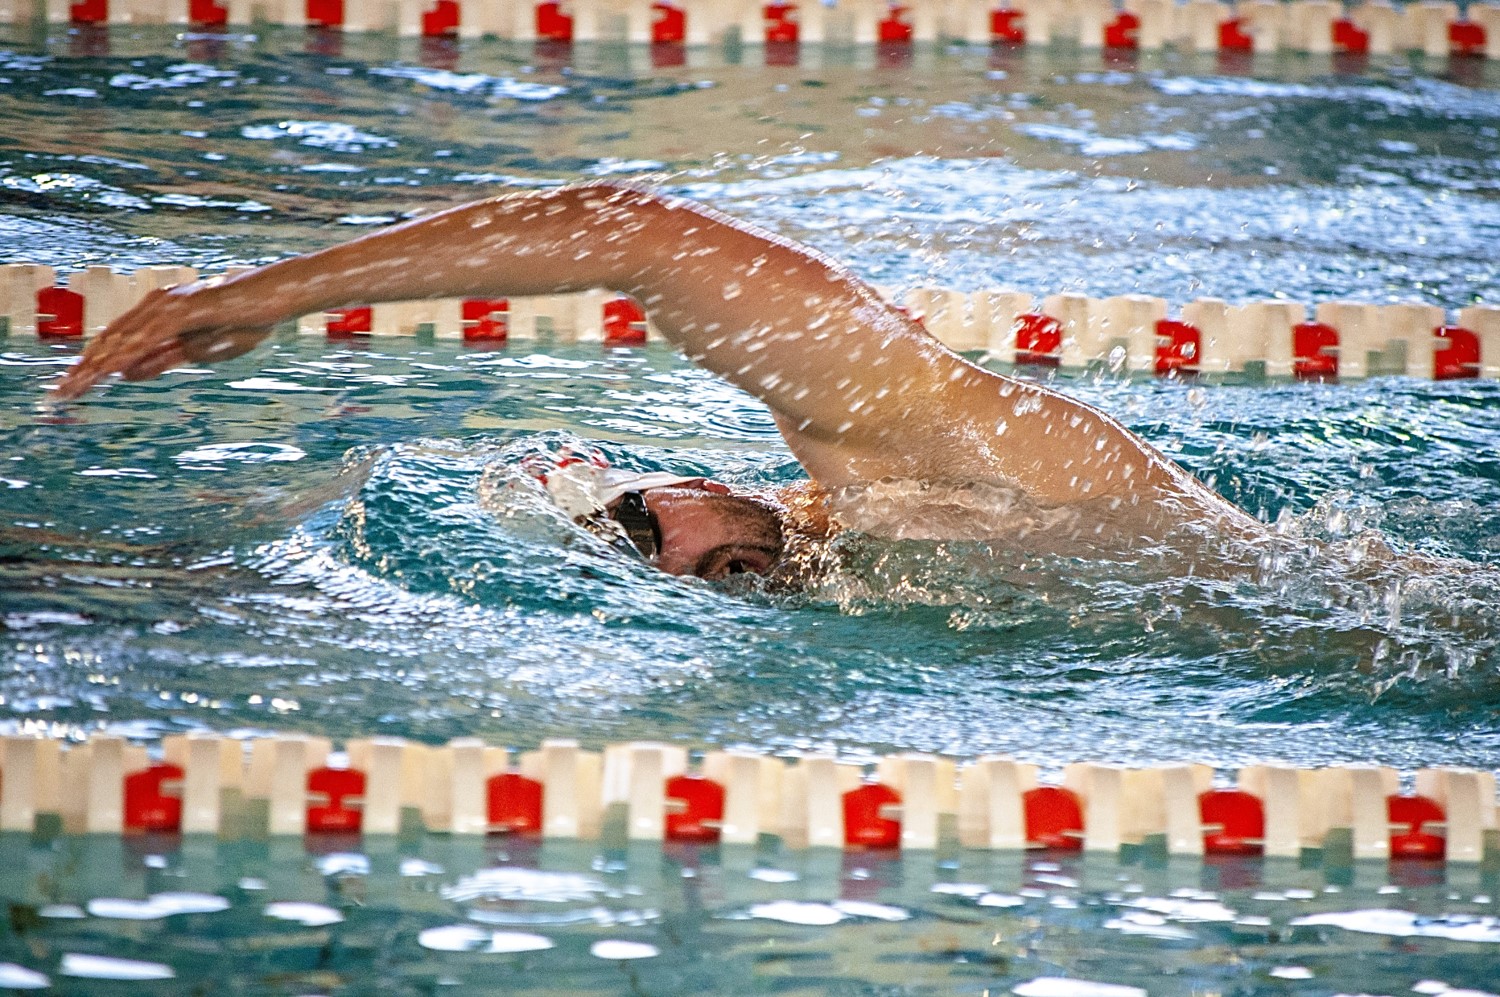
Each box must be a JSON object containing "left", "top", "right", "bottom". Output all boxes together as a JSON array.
[{"left": 522, "top": 446, "right": 700, "bottom": 520}]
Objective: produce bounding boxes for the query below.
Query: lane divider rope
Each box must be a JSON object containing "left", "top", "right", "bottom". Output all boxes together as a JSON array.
[
  {"left": 8, "top": 263, "right": 1497, "bottom": 380},
  {"left": 10, "top": 0, "right": 1500, "bottom": 62},
  {"left": 0, "top": 732, "right": 1493, "bottom": 863}
]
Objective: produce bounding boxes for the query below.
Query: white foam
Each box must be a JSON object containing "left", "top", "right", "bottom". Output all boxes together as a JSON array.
[
  {"left": 1409, "top": 982, "right": 1499, "bottom": 997},
  {"left": 831, "top": 900, "right": 910, "bottom": 922},
  {"left": 418, "top": 925, "right": 555, "bottom": 954},
  {"left": 930, "top": 882, "right": 989, "bottom": 898},
  {"left": 589, "top": 940, "right": 659, "bottom": 960},
  {"left": 1130, "top": 897, "right": 1237, "bottom": 923},
  {"left": 0, "top": 964, "right": 48, "bottom": 989},
  {"left": 1103, "top": 914, "right": 1196, "bottom": 941},
  {"left": 315, "top": 853, "right": 369, "bottom": 877},
  {"left": 487, "top": 931, "right": 556, "bottom": 954},
  {"left": 1012, "top": 977, "right": 1147, "bottom": 997},
  {"left": 87, "top": 893, "right": 229, "bottom": 920},
  {"left": 441, "top": 867, "right": 605, "bottom": 904},
  {"left": 59, "top": 954, "right": 174, "bottom": 981},
  {"left": 37, "top": 905, "right": 85, "bottom": 919},
  {"left": 264, "top": 902, "right": 344, "bottom": 927},
  {"left": 979, "top": 894, "right": 1026, "bottom": 908},
  {"left": 748, "top": 901, "right": 844, "bottom": 926},
  {"left": 1290, "top": 910, "right": 1500, "bottom": 944}
]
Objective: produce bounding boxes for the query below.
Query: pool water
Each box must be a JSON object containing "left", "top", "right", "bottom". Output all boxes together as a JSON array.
[
  {"left": 0, "top": 832, "right": 1498, "bottom": 996},
  {"left": 0, "top": 20, "right": 1498, "bottom": 997}
]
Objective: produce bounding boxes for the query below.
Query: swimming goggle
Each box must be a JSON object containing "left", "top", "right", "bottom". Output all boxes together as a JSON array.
[
  {"left": 608, "top": 490, "right": 661, "bottom": 560},
  {"left": 524, "top": 448, "right": 695, "bottom": 562}
]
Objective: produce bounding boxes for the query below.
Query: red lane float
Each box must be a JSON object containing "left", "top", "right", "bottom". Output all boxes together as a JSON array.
[
  {"left": 190, "top": 0, "right": 229, "bottom": 24},
  {"left": 1388, "top": 793, "right": 1446, "bottom": 860},
  {"left": 462, "top": 298, "right": 509, "bottom": 342},
  {"left": 878, "top": 5, "right": 914, "bottom": 43},
  {"left": 1013, "top": 312, "right": 1062, "bottom": 366},
  {"left": 664, "top": 774, "right": 724, "bottom": 842},
  {"left": 843, "top": 782, "right": 902, "bottom": 848},
  {"left": 69, "top": 0, "right": 107, "bottom": 22},
  {"left": 325, "top": 306, "right": 373, "bottom": 337},
  {"left": 653, "top": 2, "right": 686, "bottom": 44},
  {"left": 1198, "top": 788, "right": 1265, "bottom": 855},
  {"left": 36, "top": 286, "right": 84, "bottom": 338},
  {"left": 1332, "top": 18, "right": 1370, "bottom": 54},
  {"left": 1293, "top": 321, "right": 1339, "bottom": 379},
  {"left": 991, "top": 7, "right": 1025, "bottom": 43},
  {"left": 603, "top": 296, "right": 648, "bottom": 345},
  {"left": 123, "top": 763, "right": 184, "bottom": 833},
  {"left": 307, "top": 0, "right": 343, "bottom": 29},
  {"left": 487, "top": 772, "right": 544, "bottom": 833},
  {"left": 1103, "top": 11, "right": 1140, "bottom": 49},
  {"left": 1219, "top": 17, "right": 1254, "bottom": 50},
  {"left": 536, "top": 1, "right": 574, "bottom": 42},
  {"left": 1022, "top": 785, "right": 1084, "bottom": 850},
  {"left": 1154, "top": 318, "right": 1200, "bottom": 376},
  {"left": 306, "top": 767, "right": 364, "bottom": 833},
  {"left": 1450, "top": 20, "right": 1486, "bottom": 57},
  {"left": 1434, "top": 326, "right": 1480, "bottom": 380},
  {"left": 764, "top": 2, "right": 799, "bottom": 43},
  {"left": 423, "top": 0, "right": 460, "bottom": 36}
]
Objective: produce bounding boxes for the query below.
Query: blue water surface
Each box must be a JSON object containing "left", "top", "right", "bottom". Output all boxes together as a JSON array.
[{"left": 0, "top": 22, "right": 1498, "bottom": 997}]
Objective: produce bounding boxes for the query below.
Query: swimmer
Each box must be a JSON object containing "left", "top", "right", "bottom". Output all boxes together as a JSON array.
[{"left": 53, "top": 181, "right": 1265, "bottom": 579}]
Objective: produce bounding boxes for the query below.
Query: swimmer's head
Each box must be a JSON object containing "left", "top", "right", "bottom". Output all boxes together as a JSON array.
[
  {"left": 525, "top": 448, "right": 784, "bottom": 580},
  {"left": 608, "top": 483, "right": 784, "bottom": 579}
]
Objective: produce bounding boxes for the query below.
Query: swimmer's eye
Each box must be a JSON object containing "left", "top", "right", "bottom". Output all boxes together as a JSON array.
[{"left": 696, "top": 547, "right": 777, "bottom": 580}]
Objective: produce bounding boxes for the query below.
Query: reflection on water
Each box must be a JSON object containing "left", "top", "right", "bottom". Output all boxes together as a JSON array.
[
  {"left": 0, "top": 832, "right": 1496, "bottom": 996},
  {"left": 2, "top": 340, "right": 1499, "bottom": 772}
]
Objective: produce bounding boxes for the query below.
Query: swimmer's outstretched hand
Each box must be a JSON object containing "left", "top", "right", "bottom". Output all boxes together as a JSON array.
[{"left": 53, "top": 285, "right": 275, "bottom": 400}]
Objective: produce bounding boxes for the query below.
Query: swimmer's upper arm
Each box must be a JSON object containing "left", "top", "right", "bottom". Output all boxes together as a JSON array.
[{"left": 611, "top": 188, "right": 1001, "bottom": 483}]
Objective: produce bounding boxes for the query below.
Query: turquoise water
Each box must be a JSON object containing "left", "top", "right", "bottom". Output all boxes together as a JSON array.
[
  {"left": 0, "top": 22, "right": 1499, "bottom": 997},
  {"left": 0, "top": 833, "right": 1497, "bottom": 996},
  {"left": 6, "top": 337, "right": 1500, "bottom": 769}
]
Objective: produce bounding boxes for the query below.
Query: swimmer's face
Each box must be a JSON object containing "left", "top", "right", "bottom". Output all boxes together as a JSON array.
[{"left": 609, "top": 482, "right": 783, "bottom": 580}]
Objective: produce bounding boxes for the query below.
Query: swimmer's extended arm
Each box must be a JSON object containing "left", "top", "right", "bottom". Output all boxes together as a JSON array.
[{"left": 55, "top": 182, "right": 1234, "bottom": 519}]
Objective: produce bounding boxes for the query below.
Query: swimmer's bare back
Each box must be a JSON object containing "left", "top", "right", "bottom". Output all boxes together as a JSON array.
[{"left": 53, "top": 181, "right": 1259, "bottom": 551}]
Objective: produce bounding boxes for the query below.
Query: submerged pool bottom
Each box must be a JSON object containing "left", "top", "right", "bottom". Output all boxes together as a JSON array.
[{"left": 0, "top": 831, "right": 1496, "bottom": 996}]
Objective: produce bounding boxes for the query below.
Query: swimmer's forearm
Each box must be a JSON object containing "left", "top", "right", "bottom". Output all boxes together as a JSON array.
[
  {"left": 206, "top": 187, "right": 635, "bottom": 324},
  {"left": 206, "top": 182, "right": 967, "bottom": 446}
]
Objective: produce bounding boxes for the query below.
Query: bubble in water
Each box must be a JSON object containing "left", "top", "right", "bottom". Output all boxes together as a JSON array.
[{"left": 723, "top": 281, "right": 742, "bottom": 300}]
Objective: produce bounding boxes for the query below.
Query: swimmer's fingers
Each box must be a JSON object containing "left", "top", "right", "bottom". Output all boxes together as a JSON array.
[
  {"left": 53, "top": 287, "right": 249, "bottom": 400},
  {"left": 53, "top": 288, "right": 183, "bottom": 398}
]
